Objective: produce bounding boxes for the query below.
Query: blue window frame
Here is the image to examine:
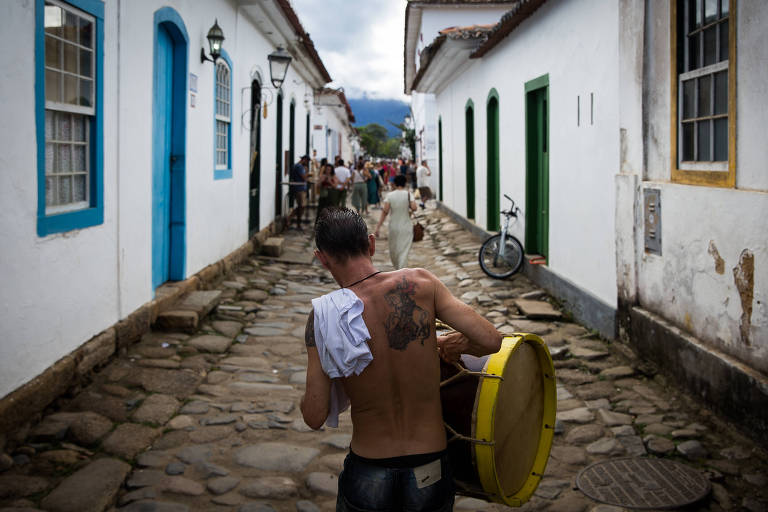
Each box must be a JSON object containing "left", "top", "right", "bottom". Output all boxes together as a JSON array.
[
  {"left": 213, "top": 49, "right": 233, "bottom": 180},
  {"left": 36, "top": 0, "right": 104, "bottom": 236}
]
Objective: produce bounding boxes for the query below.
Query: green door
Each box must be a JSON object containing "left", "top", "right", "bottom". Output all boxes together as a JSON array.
[
  {"left": 465, "top": 103, "right": 475, "bottom": 220},
  {"left": 275, "top": 92, "right": 283, "bottom": 217},
  {"left": 486, "top": 92, "right": 500, "bottom": 232},
  {"left": 525, "top": 76, "right": 549, "bottom": 257},
  {"left": 438, "top": 118, "right": 443, "bottom": 201}
]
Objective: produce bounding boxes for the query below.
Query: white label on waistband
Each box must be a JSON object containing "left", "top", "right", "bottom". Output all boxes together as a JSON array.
[{"left": 413, "top": 459, "right": 441, "bottom": 489}]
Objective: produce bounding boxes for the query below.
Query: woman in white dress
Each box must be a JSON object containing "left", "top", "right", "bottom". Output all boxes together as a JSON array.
[{"left": 374, "top": 175, "right": 417, "bottom": 269}]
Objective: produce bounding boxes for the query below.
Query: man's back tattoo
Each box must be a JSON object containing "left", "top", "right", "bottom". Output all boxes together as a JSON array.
[
  {"left": 384, "top": 277, "right": 430, "bottom": 350},
  {"left": 305, "top": 312, "right": 316, "bottom": 347}
]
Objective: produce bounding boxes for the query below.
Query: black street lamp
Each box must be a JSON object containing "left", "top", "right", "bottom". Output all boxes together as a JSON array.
[
  {"left": 268, "top": 46, "right": 292, "bottom": 89},
  {"left": 201, "top": 19, "right": 225, "bottom": 64}
]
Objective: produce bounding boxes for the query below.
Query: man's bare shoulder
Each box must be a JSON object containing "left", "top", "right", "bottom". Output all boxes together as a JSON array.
[{"left": 382, "top": 267, "right": 438, "bottom": 285}]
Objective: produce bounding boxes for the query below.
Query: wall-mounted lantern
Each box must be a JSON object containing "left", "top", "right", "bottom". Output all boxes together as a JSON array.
[
  {"left": 200, "top": 19, "right": 225, "bottom": 64},
  {"left": 267, "top": 47, "right": 292, "bottom": 89}
]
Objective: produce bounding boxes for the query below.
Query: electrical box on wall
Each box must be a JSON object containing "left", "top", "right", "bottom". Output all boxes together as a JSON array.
[{"left": 644, "top": 189, "right": 662, "bottom": 255}]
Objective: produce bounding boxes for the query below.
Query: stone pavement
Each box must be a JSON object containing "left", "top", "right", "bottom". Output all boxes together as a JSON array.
[{"left": 0, "top": 203, "right": 767, "bottom": 512}]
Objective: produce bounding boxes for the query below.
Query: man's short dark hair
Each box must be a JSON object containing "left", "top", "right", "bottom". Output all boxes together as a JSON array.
[
  {"left": 315, "top": 207, "right": 370, "bottom": 261},
  {"left": 394, "top": 175, "right": 407, "bottom": 187}
]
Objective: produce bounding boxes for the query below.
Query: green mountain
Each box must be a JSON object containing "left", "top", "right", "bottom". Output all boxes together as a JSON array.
[{"left": 348, "top": 97, "right": 410, "bottom": 137}]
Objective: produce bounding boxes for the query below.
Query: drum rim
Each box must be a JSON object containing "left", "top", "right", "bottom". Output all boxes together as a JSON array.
[{"left": 473, "top": 333, "right": 557, "bottom": 506}]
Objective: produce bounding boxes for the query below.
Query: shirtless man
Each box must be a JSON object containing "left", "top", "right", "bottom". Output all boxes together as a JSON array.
[{"left": 301, "top": 207, "right": 501, "bottom": 511}]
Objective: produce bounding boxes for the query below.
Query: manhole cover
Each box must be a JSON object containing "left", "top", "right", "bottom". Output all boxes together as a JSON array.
[{"left": 576, "top": 457, "right": 711, "bottom": 509}]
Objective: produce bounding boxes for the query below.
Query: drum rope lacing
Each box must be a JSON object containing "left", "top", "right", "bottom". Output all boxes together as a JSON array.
[
  {"left": 442, "top": 361, "right": 500, "bottom": 446},
  {"left": 439, "top": 361, "right": 504, "bottom": 388}
]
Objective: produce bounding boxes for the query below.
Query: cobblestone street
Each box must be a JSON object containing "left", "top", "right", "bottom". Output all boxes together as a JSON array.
[{"left": 0, "top": 204, "right": 766, "bottom": 512}]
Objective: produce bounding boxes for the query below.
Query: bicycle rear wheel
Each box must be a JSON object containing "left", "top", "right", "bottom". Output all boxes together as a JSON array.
[{"left": 479, "top": 234, "right": 524, "bottom": 279}]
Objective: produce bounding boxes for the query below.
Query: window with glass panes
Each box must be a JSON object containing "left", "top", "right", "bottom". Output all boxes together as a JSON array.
[
  {"left": 44, "top": 0, "right": 94, "bottom": 212},
  {"left": 678, "top": 0, "right": 729, "bottom": 167},
  {"left": 215, "top": 61, "right": 231, "bottom": 169}
]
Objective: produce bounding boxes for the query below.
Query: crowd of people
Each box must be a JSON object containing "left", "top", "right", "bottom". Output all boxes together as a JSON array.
[{"left": 289, "top": 151, "right": 433, "bottom": 270}]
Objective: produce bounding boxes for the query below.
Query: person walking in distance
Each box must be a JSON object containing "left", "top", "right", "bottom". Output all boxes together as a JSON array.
[
  {"left": 416, "top": 160, "right": 432, "bottom": 209},
  {"left": 302, "top": 207, "right": 501, "bottom": 511},
  {"left": 309, "top": 149, "right": 320, "bottom": 205},
  {"left": 334, "top": 159, "right": 352, "bottom": 207},
  {"left": 289, "top": 154, "right": 309, "bottom": 230},
  {"left": 316, "top": 160, "right": 337, "bottom": 217},
  {"left": 350, "top": 162, "right": 368, "bottom": 214},
  {"left": 374, "top": 175, "right": 416, "bottom": 270}
]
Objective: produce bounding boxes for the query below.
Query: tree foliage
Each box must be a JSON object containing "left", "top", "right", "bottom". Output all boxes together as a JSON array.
[
  {"left": 390, "top": 122, "right": 416, "bottom": 160},
  {"left": 357, "top": 123, "right": 390, "bottom": 157},
  {"left": 357, "top": 122, "right": 407, "bottom": 159}
]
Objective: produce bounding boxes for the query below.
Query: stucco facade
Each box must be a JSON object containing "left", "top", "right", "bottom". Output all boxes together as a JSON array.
[
  {"left": 617, "top": 0, "right": 768, "bottom": 371},
  {"left": 408, "top": 0, "right": 768, "bottom": 431},
  {"left": 430, "top": 0, "right": 620, "bottom": 310},
  {"left": 0, "top": 0, "right": 333, "bottom": 400}
]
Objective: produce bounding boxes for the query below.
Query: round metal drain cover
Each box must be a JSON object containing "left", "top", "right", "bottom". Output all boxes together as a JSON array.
[{"left": 576, "top": 457, "right": 711, "bottom": 509}]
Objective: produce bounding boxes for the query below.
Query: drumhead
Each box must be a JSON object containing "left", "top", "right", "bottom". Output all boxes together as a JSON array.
[{"left": 473, "top": 334, "right": 556, "bottom": 506}]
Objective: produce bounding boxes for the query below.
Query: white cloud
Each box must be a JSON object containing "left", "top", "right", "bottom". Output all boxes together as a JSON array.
[{"left": 289, "top": 0, "right": 408, "bottom": 101}]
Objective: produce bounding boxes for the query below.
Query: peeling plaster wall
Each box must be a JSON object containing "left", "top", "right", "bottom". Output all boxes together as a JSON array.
[
  {"left": 639, "top": 2, "right": 768, "bottom": 372},
  {"left": 434, "top": 0, "right": 620, "bottom": 308}
]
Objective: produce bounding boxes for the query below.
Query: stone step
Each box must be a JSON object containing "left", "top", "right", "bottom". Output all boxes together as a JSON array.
[
  {"left": 261, "top": 237, "right": 285, "bottom": 257},
  {"left": 154, "top": 290, "right": 223, "bottom": 333},
  {"left": 514, "top": 298, "right": 563, "bottom": 320}
]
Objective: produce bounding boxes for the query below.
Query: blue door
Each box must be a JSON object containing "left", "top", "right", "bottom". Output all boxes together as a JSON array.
[
  {"left": 152, "top": 20, "right": 189, "bottom": 289},
  {"left": 152, "top": 9, "right": 188, "bottom": 291},
  {"left": 152, "top": 26, "right": 173, "bottom": 288}
]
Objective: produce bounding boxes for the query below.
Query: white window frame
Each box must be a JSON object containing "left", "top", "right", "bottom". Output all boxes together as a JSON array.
[
  {"left": 44, "top": 0, "right": 95, "bottom": 214},
  {"left": 214, "top": 60, "right": 231, "bottom": 170}
]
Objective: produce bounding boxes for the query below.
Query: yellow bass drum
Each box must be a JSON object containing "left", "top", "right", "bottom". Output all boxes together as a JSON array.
[{"left": 439, "top": 333, "right": 556, "bottom": 506}]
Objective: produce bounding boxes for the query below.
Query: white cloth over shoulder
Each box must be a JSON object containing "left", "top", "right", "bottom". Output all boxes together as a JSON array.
[{"left": 311, "top": 288, "right": 373, "bottom": 427}]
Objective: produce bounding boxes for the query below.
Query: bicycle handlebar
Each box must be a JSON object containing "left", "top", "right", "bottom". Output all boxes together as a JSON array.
[{"left": 500, "top": 194, "right": 521, "bottom": 217}]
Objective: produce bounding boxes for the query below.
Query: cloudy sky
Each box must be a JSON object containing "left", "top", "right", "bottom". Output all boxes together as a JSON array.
[{"left": 290, "top": 0, "right": 408, "bottom": 101}]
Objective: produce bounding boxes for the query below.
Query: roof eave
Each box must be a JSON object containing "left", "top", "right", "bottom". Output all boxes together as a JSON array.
[
  {"left": 412, "top": 38, "right": 480, "bottom": 94},
  {"left": 404, "top": 2, "right": 423, "bottom": 94},
  {"left": 470, "top": 0, "right": 547, "bottom": 58}
]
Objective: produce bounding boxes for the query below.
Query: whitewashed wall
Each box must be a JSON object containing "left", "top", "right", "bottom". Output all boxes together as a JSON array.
[
  {"left": 310, "top": 104, "right": 353, "bottom": 165},
  {"left": 435, "top": 0, "right": 619, "bottom": 308},
  {"left": 412, "top": 6, "right": 511, "bottom": 199},
  {"left": 0, "top": 0, "right": 321, "bottom": 400},
  {"left": 412, "top": 92, "right": 438, "bottom": 192},
  {"left": 0, "top": 1, "right": 120, "bottom": 398},
  {"left": 632, "top": 1, "right": 768, "bottom": 371},
  {"left": 117, "top": 0, "right": 314, "bottom": 314}
]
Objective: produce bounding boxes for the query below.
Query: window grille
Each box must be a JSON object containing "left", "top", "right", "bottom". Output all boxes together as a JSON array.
[
  {"left": 678, "top": 0, "right": 729, "bottom": 169},
  {"left": 215, "top": 61, "right": 230, "bottom": 169},
  {"left": 43, "top": 0, "right": 94, "bottom": 212}
]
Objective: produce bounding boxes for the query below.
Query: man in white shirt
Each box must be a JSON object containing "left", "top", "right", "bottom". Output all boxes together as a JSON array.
[
  {"left": 334, "top": 159, "right": 352, "bottom": 207},
  {"left": 416, "top": 160, "right": 432, "bottom": 209}
]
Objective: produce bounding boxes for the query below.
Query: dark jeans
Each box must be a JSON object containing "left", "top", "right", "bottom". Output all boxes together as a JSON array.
[{"left": 336, "top": 451, "right": 455, "bottom": 512}]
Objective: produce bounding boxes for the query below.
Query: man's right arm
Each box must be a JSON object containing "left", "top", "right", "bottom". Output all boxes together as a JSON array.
[{"left": 432, "top": 273, "right": 501, "bottom": 360}]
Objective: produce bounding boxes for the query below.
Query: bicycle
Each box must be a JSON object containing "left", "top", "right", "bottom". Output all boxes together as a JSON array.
[{"left": 478, "top": 194, "right": 525, "bottom": 279}]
